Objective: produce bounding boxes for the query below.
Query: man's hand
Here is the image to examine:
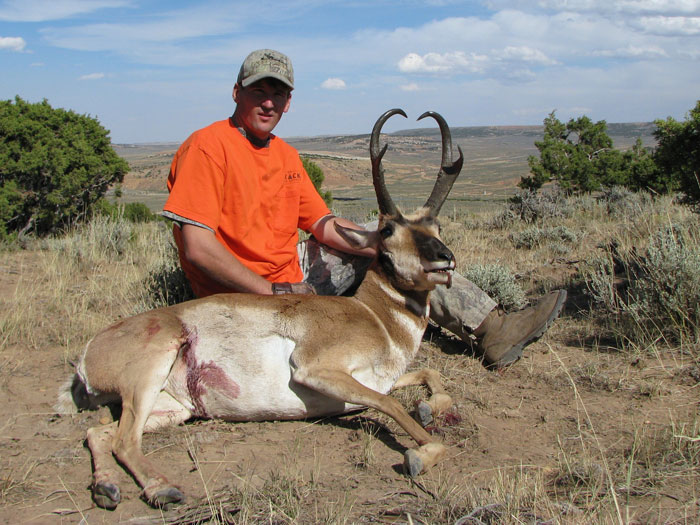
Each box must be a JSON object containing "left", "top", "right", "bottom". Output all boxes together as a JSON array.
[
  {"left": 308, "top": 215, "right": 376, "bottom": 258},
  {"left": 271, "top": 282, "right": 317, "bottom": 295}
]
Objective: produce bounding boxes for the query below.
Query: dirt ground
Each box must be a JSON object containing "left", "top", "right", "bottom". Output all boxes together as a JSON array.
[{"left": 1, "top": 247, "right": 698, "bottom": 524}]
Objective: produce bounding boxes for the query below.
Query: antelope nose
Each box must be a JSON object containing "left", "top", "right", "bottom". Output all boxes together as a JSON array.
[{"left": 436, "top": 246, "right": 455, "bottom": 264}]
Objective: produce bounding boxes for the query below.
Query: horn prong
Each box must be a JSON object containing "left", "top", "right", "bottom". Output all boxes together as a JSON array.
[
  {"left": 370, "top": 109, "right": 406, "bottom": 216},
  {"left": 419, "top": 111, "right": 463, "bottom": 216}
]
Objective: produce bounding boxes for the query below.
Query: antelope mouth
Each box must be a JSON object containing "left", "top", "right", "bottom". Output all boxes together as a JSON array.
[{"left": 424, "top": 262, "right": 455, "bottom": 288}]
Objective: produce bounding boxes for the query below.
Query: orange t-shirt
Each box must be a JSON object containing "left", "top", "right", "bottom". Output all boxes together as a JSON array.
[{"left": 164, "top": 118, "right": 330, "bottom": 297}]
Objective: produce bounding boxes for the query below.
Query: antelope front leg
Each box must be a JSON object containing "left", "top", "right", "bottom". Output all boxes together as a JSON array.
[
  {"left": 293, "top": 367, "right": 447, "bottom": 477},
  {"left": 393, "top": 369, "right": 453, "bottom": 427}
]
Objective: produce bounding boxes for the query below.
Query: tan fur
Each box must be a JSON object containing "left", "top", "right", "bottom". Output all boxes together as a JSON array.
[{"left": 63, "top": 214, "right": 456, "bottom": 509}]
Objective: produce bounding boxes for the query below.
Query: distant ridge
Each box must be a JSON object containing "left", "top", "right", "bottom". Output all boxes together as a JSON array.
[
  {"left": 117, "top": 122, "right": 657, "bottom": 146},
  {"left": 114, "top": 142, "right": 180, "bottom": 148},
  {"left": 393, "top": 122, "right": 656, "bottom": 139}
]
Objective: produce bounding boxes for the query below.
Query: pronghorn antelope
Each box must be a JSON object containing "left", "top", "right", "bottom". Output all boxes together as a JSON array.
[{"left": 59, "top": 109, "right": 464, "bottom": 510}]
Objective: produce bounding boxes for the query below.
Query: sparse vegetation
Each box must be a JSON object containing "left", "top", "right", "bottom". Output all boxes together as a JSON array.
[
  {"left": 462, "top": 263, "right": 527, "bottom": 311},
  {"left": 509, "top": 225, "right": 579, "bottom": 250},
  {"left": 583, "top": 217, "right": 700, "bottom": 351},
  {"left": 0, "top": 216, "right": 182, "bottom": 356},
  {"left": 597, "top": 185, "right": 655, "bottom": 219},
  {"left": 96, "top": 199, "right": 159, "bottom": 223},
  {"left": 1, "top": 139, "right": 699, "bottom": 523},
  {"left": 489, "top": 188, "right": 571, "bottom": 229}
]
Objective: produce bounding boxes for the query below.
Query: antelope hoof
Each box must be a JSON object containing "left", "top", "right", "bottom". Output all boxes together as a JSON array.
[
  {"left": 93, "top": 481, "right": 121, "bottom": 510},
  {"left": 414, "top": 400, "right": 434, "bottom": 427},
  {"left": 403, "top": 442, "right": 447, "bottom": 478},
  {"left": 428, "top": 393, "right": 453, "bottom": 417},
  {"left": 143, "top": 483, "right": 185, "bottom": 509},
  {"left": 403, "top": 449, "right": 424, "bottom": 477}
]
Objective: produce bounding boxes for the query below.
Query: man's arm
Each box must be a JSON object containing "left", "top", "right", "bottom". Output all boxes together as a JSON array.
[
  {"left": 180, "top": 224, "right": 274, "bottom": 295},
  {"left": 308, "top": 214, "right": 376, "bottom": 258}
]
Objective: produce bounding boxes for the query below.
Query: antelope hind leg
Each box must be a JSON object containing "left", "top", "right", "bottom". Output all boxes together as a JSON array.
[
  {"left": 293, "top": 366, "right": 447, "bottom": 477},
  {"left": 140, "top": 391, "right": 192, "bottom": 507},
  {"left": 393, "top": 369, "right": 453, "bottom": 427},
  {"left": 86, "top": 392, "right": 191, "bottom": 509},
  {"left": 86, "top": 422, "right": 122, "bottom": 509},
  {"left": 106, "top": 332, "right": 191, "bottom": 509},
  {"left": 114, "top": 390, "right": 192, "bottom": 508}
]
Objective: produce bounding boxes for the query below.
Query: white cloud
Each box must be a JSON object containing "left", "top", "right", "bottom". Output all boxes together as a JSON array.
[
  {"left": 400, "top": 83, "right": 420, "bottom": 91},
  {"left": 321, "top": 77, "right": 346, "bottom": 90},
  {"left": 635, "top": 15, "right": 700, "bottom": 35},
  {"left": 397, "top": 46, "right": 555, "bottom": 80},
  {"left": 398, "top": 51, "right": 489, "bottom": 74},
  {"left": 0, "top": 0, "right": 130, "bottom": 22},
  {"left": 524, "top": 0, "right": 700, "bottom": 15},
  {"left": 79, "top": 72, "right": 106, "bottom": 80},
  {"left": 593, "top": 45, "right": 668, "bottom": 59},
  {"left": 0, "top": 35, "right": 25, "bottom": 51},
  {"left": 496, "top": 46, "right": 558, "bottom": 65}
]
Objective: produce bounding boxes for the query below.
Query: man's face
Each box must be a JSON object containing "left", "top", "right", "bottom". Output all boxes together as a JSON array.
[{"left": 233, "top": 78, "right": 291, "bottom": 141}]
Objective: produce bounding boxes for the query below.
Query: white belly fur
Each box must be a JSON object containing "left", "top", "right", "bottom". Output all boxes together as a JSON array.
[{"left": 165, "top": 331, "right": 395, "bottom": 421}]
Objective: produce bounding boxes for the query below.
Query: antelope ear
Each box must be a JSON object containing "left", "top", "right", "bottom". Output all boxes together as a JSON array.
[{"left": 333, "top": 223, "right": 380, "bottom": 250}]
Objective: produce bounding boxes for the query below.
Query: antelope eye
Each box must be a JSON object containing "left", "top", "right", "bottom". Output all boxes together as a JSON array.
[{"left": 380, "top": 225, "right": 394, "bottom": 238}]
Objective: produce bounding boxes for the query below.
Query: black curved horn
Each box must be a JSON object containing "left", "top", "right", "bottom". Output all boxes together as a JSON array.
[
  {"left": 370, "top": 108, "right": 406, "bottom": 216},
  {"left": 417, "top": 111, "right": 463, "bottom": 216}
]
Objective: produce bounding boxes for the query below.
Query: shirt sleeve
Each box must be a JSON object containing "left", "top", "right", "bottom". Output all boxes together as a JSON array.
[
  {"left": 296, "top": 164, "right": 331, "bottom": 231},
  {"left": 164, "top": 139, "right": 225, "bottom": 232}
]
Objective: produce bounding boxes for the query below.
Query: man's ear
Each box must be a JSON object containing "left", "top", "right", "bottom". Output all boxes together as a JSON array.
[
  {"left": 333, "top": 222, "right": 379, "bottom": 250},
  {"left": 232, "top": 83, "right": 240, "bottom": 103}
]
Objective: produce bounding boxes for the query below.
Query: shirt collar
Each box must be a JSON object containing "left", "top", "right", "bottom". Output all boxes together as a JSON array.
[{"left": 229, "top": 116, "right": 271, "bottom": 148}]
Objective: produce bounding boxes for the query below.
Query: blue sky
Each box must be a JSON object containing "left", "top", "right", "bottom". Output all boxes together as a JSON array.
[{"left": 1, "top": 0, "right": 699, "bottom": 144}]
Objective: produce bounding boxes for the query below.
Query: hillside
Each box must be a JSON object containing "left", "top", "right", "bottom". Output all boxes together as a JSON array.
[{"left": 114, "top": 123, "right": 657, "bottom": 216}]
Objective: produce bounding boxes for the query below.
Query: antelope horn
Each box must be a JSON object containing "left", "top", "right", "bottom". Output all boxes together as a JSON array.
[
  {"left": 417, "top": 111, "right": 464, "bottom": 216},
  {"left": 370, "top": 108, "right": 406, "bottom": 216}
]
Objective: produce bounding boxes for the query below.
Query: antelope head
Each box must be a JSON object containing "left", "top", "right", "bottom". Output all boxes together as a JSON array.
[{"left": 337, "top": 109, "right": 464, "bottom": 292}]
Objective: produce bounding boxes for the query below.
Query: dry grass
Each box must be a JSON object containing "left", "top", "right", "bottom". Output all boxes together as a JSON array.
[
  {"left": 1, "top": 192, "right": 699, "bottom": 523},
  {"left": 0, "top": 216, "right": 180, "bottom": 361}
]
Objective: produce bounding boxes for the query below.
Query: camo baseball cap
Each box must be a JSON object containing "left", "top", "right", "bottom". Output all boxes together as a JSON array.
[{"left": 237, "top": 49, "right": 294, "bottom": 90}]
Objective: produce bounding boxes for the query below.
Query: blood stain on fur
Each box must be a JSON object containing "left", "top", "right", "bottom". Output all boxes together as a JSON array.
[{"left": 181, "top": 326, "right": 240, "bottom": 417}]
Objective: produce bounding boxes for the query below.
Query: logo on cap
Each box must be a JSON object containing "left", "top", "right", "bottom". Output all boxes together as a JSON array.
[{"left": 238, "top": 49, "right": 294, "bottom": 90}]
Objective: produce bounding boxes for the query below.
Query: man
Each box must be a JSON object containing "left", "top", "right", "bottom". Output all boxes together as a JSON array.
[{"left": 163, "top": 49, "right": 566, "bottom": 368}]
